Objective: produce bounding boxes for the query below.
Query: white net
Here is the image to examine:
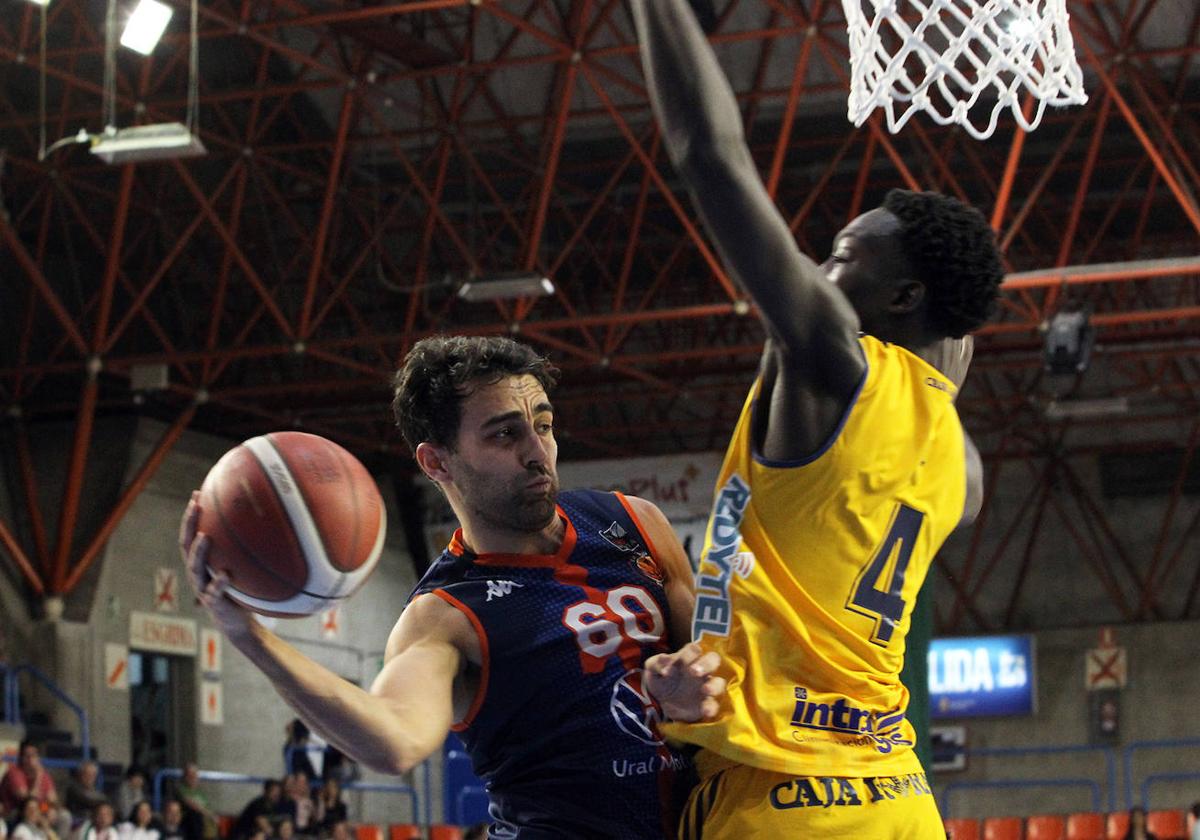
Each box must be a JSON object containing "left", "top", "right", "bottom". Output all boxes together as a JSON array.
[{"left": 842, "top": 0, "right": 1088, "bottom": 140}]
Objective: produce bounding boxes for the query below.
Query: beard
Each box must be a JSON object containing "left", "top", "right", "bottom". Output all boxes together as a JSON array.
[{"left": 455, "top": 460, "right": 560, "bottom": 535}]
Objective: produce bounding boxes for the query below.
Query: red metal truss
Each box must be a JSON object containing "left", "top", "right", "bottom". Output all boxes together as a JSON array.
[{"left": 0, "top": 0, "right": 1197, "bottom": 627}]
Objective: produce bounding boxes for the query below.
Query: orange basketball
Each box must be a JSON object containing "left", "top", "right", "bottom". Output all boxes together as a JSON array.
[{"left": 195, "top": 432, "right": 386, "bottom": 617}]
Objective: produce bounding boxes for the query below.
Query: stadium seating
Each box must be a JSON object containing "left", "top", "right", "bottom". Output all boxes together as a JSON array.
[
  {"left": 1027, "top": 814, "right": 1065, "bottom": 840},
  {"left": 1065, "top": 812, "right": 1106, "bottom": 840},
  {"left": 1106, "top": 812, "right": 1128, "bottom": 840},
  {"left": 428, "top": 827, "right": 463, "bottom": 840},
  {"left": 387, "top": 826, "right": 420, "bottom": 840},
  {"left": 945, "top": 818, "right": 981, "bottom": 840},
  {"left": 354, "top": 825, "right": 383, "bottom": 840},
  {"left": 1147, "top": 809, "right": 1187, "bottom": 840},
  {"left": 984, "top": 816, "right": 1024, "bottom": 840}
]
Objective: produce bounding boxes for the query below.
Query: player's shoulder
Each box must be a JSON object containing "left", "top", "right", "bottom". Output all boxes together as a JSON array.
[
  {"left": 410, "top": 541, "right": 475, "bottom": 599},
  {"left": 620, "top": 494, "right": 667, "bottom": 528},
  {"left": 387, "top": 590, "right": 475, "bottom": 660}
]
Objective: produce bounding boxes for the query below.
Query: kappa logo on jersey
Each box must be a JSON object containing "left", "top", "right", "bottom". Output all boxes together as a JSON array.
[
  {"left": 599, "top": 521, "right": 640, "bottom": 552},
  {"left": 485, "top": 580, "right": 523, "bottom": 602},
  {"left": 610, "top": 668, "right": 665, "bottom": 745}
]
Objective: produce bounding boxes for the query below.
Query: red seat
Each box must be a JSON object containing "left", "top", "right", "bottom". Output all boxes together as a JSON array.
[
  {"left": 354, "top": 826, "right": 383, "bottom": 840},
  {"left": 1147, "top": 810, "right": 1187, "bottom": 840},
  {"left": 388, "top": 826, "right": 421, "bottom": 840},
  {"left": 217, "top": 816, "right": 235, "bottom": 839},
  {"left": 429, "top": 827, "right": 464, "bottom": 840},
  {"left": 1027, "top": 815, "right": 1065, "bottom": 840},
  {"left": 1105, "top": 812, "right": 1128, "bottom": 840},
  {"left": 1066, "top": 812, "right": 1106, "bottom": 840},
  {"left": 945, "top": 818, "right": 981, "bottom": 840},
  {"left": 984, "top": 816, "right": 1024, "bottom": 840}
]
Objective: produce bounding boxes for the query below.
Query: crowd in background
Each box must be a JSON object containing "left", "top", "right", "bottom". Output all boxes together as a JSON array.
[{"left": 0, "top": 729, "right": 359, "bottom": 840}]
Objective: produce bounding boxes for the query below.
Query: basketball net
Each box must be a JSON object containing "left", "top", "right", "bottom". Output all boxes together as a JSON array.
[{"left": 842, "top": 0, "right": 1088, "bottom": 140}]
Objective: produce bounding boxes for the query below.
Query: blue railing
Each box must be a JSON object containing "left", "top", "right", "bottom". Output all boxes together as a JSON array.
[
  {"left": 1, "top": 664, "right": 91, "bottom": 761},
  {"left": 0, "top": 755, "right": 106, "bottom": 790},
  {"left": 1123, "top": 738, "right": 1200, "bottom": 808},
  {"left": 282, "top": 744, "right": 431, "bottom": 825},
  {"left": 153, "top": 767, "right": 422, "bottom": 826},
  {"left": 963, "top": 744, "right": 1118, "bottom": 812},
  {"left": 941, "top": 778, "right": 1103, "bottom": 817},
  {"left": 1141, "top": 771, "right": 1200, "bottom": 810}
]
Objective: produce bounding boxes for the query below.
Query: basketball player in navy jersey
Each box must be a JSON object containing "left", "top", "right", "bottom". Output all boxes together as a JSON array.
[{"left": 181, "top": 335, "right": 724, "bottom": 839}]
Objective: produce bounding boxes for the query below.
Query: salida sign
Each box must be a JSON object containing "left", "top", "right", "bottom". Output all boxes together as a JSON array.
[{"left": 129, "top": 611, "right": 198, "bottom": 656}]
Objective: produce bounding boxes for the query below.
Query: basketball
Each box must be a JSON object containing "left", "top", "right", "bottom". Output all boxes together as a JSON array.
[{"left": 195, "top": 431, "right": 386, "bottom": 617}]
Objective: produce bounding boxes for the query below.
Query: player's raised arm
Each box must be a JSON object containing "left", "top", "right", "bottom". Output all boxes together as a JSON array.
[
  {"left": 630, "top": 0, "right": 864, "bottom": 395},
  {"left": 181, "top": 497, "right": 461, "bottom": 775}
]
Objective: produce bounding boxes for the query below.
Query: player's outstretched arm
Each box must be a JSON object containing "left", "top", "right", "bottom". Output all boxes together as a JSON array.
[
  {"left": 181, "top": 495, "right": 460, "bottom": 775},
  {"left": 630, "top": 0, "right": 864, "bottom": 393}
]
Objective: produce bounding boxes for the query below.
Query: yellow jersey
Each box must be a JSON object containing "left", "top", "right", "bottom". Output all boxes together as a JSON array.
[{"left": 661, "top": 335, "right": 967, "bottom": 778}]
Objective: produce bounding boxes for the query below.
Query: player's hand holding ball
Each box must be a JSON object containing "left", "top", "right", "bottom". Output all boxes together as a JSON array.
[{"left": 181, "top": 432, "right": 386, "bottom": 635}]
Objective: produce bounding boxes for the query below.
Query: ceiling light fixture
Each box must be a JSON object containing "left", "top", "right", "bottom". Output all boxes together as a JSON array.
[
  {"left": 120, "top": 0, "right": 173, "bottom": 55},
  {"left": 90, "top": 122, "right": 206, "bottom": 163},
  {"left": 1044, "top": 397, "right": 1130, "bottom": 420},
  {"left": 457, "top": 272, "right": 555, "bottom": 302}
]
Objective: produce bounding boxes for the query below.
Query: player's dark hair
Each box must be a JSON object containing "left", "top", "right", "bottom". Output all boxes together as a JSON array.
[
  {"left": 392, "top": 335, "right": 559, "bottom": 452},
  {"left": 881, "top": 189, "right": 1005, "bottom": 338}
]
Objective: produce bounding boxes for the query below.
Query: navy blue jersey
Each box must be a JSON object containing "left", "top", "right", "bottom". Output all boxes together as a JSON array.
[{"left": 410, "top": 490, "right": 687, "bottom": 839}]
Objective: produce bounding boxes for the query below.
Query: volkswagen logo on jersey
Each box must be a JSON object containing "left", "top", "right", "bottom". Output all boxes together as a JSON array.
[{"left": 610, "top": 668, "right": 665, "bottom": 745}]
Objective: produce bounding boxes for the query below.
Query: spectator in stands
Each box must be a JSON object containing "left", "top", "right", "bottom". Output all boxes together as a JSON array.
[
  {"left": 273, "top": 776, "right": 311, "bottom": 838},
  {"left": 65, "top": 764, "right": 109, "bottom": 823},
  {"left": 461, "top": 826, "right": 486, "bottom": 840},
  {"left": 156, "top": 803, "right": 184, "bottom": 840},
  {"left": 230, "top": 781, "right": 281, "bottom": 840},
  {"left": 114, "top": 771, "right": 146, "bottom": 823},
  {"left": 272, "top": 820, "right": 293, "bottom": 840},
  {"left": 316, "top": 749, "right": 353, "bottom": 788},
  {"left": 116, "top": 802, "right": 158, "bottom": 840},
  {"left": 1124, "top": 806, "right": 1159, "bottom": 840},
  {"left": 172, "top": 766, "right": 216, "bottom": 840},
  {"left": 323, "top": 825, "right": 347, "bottom": 840},
  {"left": 281, "top": 723, "right": 314, "bottom": 782},
  {"left": 310, "top": 782, "right": 343, "bottom": 838},
  {"left": 11, "top": 798, "right": 57, "bottom": 840},
  {"left": 1188, "top": 802, "right": 1200, "bottom": 840},
  {"left": 76, "top": 803, "right": 118, "bottom": 840},
  {"left": 0, "top": 744, "right": 69, "bottom": 839}
]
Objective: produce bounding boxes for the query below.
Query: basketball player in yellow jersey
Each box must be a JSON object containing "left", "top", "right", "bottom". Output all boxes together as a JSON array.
[{"left": 632, "top": 2, "right": 1005, "bottom": 837}]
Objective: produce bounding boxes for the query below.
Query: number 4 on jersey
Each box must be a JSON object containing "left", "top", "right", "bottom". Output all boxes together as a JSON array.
[{"left": 846, "top": 504, "right": 924, "bottom": 646}]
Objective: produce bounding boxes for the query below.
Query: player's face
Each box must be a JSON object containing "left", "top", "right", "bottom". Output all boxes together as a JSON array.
[
  {"left": 822, "top": 208, "right": 916, "bottom": 336},
  {"left": 449, "top": 374, "right": 559, "bottom": 533}
]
